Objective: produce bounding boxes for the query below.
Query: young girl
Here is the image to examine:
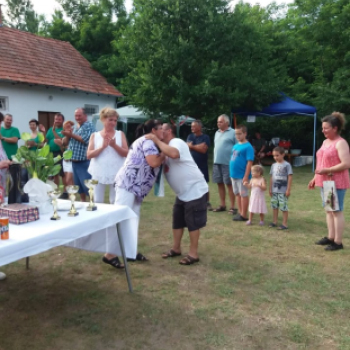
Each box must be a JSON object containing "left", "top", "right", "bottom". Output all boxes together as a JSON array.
[{"left": 244, "top": 165, "right": 267, "bottom": 225}]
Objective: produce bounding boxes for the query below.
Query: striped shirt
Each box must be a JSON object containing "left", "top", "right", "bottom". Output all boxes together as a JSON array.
[{"left": 68, "top": 121, "right": 95, "bottom": 161}]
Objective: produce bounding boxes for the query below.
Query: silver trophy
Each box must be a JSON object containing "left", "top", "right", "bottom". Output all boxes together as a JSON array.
[
  {"left": 66, "top": 185, "right": 80, "bottom": 217},
  {"left": 48, "top": 190, "right": 61, "bottom": 220},
  {"left": 84, "top": 179, "right": 98, "bottom": 211}
]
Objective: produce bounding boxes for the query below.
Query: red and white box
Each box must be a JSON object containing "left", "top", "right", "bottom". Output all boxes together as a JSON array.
[{"left": 0, "top": 204, "right": 39, "bottom": 225}]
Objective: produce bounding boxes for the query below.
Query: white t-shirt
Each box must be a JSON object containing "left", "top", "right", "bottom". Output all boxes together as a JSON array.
[{"left": 165, "top": 138, "right": 208, "bottom": 202}]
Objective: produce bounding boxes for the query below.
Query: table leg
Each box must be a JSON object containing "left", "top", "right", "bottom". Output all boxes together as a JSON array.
[
  {"left": 26, "top": 257, "right": 30, "bottom": 270},
  {"left": 116, "top": 223, "right": 133, "bottom": 293}
]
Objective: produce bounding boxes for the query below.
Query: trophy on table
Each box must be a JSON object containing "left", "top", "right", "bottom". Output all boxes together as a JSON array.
[
  {"left": 84, "top": 179, "right": 98, "bottom": 211},
  {"left": 66, "top": 185, "right": 80, "bottom": 217},
  {"left": 48, "top": 190, "right": 61, "bottom": 220}
]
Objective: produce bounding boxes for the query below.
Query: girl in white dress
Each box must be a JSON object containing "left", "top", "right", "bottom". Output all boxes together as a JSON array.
[{"left": 87, "top": 107, "right": 128, "bottom": 203}]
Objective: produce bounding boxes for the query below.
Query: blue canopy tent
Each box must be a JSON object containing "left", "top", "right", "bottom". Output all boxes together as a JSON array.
[{"left": 232, "top": 96, "right": 317, "bottom": 170}]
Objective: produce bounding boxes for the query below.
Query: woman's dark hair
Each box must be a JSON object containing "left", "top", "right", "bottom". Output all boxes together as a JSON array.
[
  {"left": 322, "top": 112, "right": 346, "bottom": 133},
  {"left": 29, "top": 119, "right": 39, "bottom": 126},
  {"left": 0, "top": 112, "right": 3, "bottom": 123},
  {"left": 135, "top": 119, "right": 162, "bottom": 139}
]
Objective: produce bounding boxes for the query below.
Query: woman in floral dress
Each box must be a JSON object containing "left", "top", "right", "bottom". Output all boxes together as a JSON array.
[{"left": 102, "top": 119, "right": 165, "bottom": 269}]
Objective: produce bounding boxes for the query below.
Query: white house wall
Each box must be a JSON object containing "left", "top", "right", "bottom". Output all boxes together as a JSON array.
[{"left": 0, "top": 82, "right": 117, "bottom": 145}]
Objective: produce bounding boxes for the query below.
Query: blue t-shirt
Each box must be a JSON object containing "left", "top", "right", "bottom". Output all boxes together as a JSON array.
[
  {"left": 229, "top": 142, "right": 255, "bottom": 179},
  {"left": 186, "top": 133, "right": 210, "bottom": 170}
]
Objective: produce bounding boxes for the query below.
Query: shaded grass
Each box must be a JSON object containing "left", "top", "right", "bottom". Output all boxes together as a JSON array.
[{"left": 0, "top": 165, "right": 349, "bottom": 349}]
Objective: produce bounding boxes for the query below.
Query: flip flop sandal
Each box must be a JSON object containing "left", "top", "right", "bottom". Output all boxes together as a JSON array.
[
  {"left": 102, "top": 256, "right": 125, "bottom": 269},
  {"left": 162, "top": 249, "right": 182, "bottom": 259},
  {"left": 179, "top": 255, "right": 200, "bottom": 265},
  {"left": 212, "top": 206, "right": 226, "bottom": 212},
  {"left": 269, "top": 223, "right": 277, "bottom": 227},
  {"left": 127, "top": 252, "right": 149, "bottom": 262},
  {"left": 277, "top": 225, "right": 288, "bottom": 230}
]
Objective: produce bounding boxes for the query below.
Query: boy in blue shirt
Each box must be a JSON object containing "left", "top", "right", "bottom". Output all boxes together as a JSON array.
[{"left": 230, "top": 125, "right": 255, "bottom": 221}]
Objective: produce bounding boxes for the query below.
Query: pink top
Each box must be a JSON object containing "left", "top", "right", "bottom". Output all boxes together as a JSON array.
[{"left": 315, "top": 137, "right": 350, "bottom": 189}]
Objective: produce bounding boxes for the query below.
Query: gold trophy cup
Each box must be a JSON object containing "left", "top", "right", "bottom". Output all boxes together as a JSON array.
[
  {"left": 84, "top": 179, "right": 98, "bottom": 211},
  {"left": 48, "top": 190, "right": 61, "bottom": 220},
  {"left": 66, "top": 185, "right": 80, "bottom": 217}
]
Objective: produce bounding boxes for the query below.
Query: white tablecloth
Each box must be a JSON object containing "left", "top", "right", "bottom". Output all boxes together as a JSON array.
[{"left": 0, "top": 203, "right": 138, "bottom": 267}]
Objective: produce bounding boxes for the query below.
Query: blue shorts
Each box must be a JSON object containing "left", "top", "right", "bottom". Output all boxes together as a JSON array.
[
  {"left": 72, "top": 160, "right": 91, "bottom": 195},
  {"left": 321, "top": 188, "right": 346, "bottom": 212}
]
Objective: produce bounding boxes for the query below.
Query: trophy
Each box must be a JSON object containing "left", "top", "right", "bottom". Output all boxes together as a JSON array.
[
  {"left": 48, "top": 190, "right": 61, "bottom": 220},
  {"left": 66, "top": 185, "right": 80, "bottom": 217},
  {"left": 84, "top": 179, "right": 98, "bottom": 211}
]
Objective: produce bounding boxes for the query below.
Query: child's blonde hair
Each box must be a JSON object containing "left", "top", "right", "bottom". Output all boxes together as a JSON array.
[
  {"left": 251, "top": 164, "right": 264, "bottom": 176},
  {"left": 63, "top": 120, "right": 74, "bottom": 129}
]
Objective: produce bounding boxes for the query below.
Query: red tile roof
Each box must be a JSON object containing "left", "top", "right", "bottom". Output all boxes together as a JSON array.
[{"left": 0, "top": 26, "right": 123, "bottom": 97}]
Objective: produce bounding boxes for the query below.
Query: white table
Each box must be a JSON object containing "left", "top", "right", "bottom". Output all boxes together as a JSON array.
[{"left": 0, "top": 203, "right": 139, "bottom": 292}]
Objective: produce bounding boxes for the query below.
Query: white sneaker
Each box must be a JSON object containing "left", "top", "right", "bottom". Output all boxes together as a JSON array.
[{"left": 0, "top": 272, "right": 6, "bottom": 280}]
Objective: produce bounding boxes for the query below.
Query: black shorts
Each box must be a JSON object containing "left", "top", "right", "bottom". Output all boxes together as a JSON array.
[
  {"left": 52, "top": 151, "right": 64, "bottom": 177},
  {"left": 172, "top": 193, "right": 208, "bottom": 231}
]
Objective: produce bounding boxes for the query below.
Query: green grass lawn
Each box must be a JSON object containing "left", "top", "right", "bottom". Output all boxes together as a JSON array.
[{"left": 1, "top": 165, "right": 349, "bottom": 350}]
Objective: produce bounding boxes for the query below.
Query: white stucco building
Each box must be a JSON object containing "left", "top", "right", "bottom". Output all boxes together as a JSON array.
[{"left": 0, "top": 25, "right": 123, "bottom": 141}]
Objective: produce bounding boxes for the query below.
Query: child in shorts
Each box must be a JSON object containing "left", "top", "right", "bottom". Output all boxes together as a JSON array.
[
  {"left": 269, "top": 146, "right": 293, "bottom": 230},
  {"left": 230, "top": 125, "right": 255, "bottom": 221}
]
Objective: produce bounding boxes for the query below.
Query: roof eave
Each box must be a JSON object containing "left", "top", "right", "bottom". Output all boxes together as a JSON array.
[{"left": 0, "top": 78, "right": 124, "bottom": 98}]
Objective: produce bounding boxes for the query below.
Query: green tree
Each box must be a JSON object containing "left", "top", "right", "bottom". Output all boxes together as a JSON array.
[
  {"left": 5, "top": 0, "right": 40, "bottom": 33},
  {"left": 118, "top": 0, "right": 287, "bottom": 119}
]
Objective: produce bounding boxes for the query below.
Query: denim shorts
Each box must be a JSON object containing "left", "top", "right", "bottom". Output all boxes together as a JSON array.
[
  {"left": 72, "top": 160, "right": 91, "bottom": 195},
  {"left": 321, "top": 188, "right": 346, "bottom": 212},
  {"left": 212, "top": 164, "right": 231, "bottom": 184}
]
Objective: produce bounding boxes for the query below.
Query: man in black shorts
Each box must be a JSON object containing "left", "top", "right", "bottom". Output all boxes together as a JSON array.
[{"left": 146, "top": 123, "right": 208, "bottom": 265}]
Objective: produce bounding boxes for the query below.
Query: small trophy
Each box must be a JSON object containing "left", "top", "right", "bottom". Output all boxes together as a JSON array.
[
  {"left": 84, "top": 179, "right": 98, "bottom": 211},
  {"left": 48, "top": 190, "right": 61, "bottom": 220},
  {"left": 66, "top": 185, "right": 80, "bottom": 217}
]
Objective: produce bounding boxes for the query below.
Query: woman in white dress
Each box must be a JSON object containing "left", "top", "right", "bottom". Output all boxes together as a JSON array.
[{"left": 87, "top": 107, "right": 128, "bottom": 203}]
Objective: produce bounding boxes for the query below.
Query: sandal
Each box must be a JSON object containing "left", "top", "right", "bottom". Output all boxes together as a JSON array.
[
  {"left": 277, "top": 225, "right": 288, "bottom": 230},
  {"left": 162, "top": 249, "right": 182, "bottom": 259},
  {"left": 102, "top": 256, "right": 125, "bottom": 269},
  {"left": 127, "top": 252, "right": 149, "bottom": 262},
  {"left": 212, "top": 206, "right": 226, "bottom": 212},
  {"left": 179, "top": 255, "right": 200, "bottom": 265},
  {"left": 269, "top": 223, "right": 277, "bottom": 227},
  {"left": 228, "top": 208, "right": 238, "bottom": 214}
]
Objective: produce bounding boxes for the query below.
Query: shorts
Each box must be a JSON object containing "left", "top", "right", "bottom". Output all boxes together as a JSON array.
[
  {"left": 72, "top": 160, "right": 91, "bottom": 195},
  {"left": 52, "top": 151, "right": 64, "bottom": 177},
  {"left": 231, "top": 178, "right": 249, "bottom": 197},
  {"left": 63, "top": 160, "right": 73, "bottom": 173},
  {"left": 321, "top": 188, "right": 346, "bottom": 212},
  {"left": 271, "top": 193, "right": 288, "bottom": 211},
  {"left": 173, "top": 193, "right": 207, "bottom": 231},
  {"left": 212, "top": 164, "right": 231, "bottom": 184}
]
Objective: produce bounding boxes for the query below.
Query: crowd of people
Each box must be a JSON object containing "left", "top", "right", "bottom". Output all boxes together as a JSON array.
[{"left": 0, "top": 109, "right": 349, "bottom": 281}]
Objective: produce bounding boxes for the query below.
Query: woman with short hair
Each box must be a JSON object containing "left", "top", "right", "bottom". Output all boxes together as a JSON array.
[{"left": 87, "top": 107, "right": 128, "bottom": 203}]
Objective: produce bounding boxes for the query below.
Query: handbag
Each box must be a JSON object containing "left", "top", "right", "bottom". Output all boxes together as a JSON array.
[{"left": 323, "top": 180, "right": 339, "bottom": 211}]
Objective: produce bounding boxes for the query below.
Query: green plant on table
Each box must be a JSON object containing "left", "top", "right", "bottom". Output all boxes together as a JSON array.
[{"left": 12, "top": 134, "right": 72, "bottom": 183}]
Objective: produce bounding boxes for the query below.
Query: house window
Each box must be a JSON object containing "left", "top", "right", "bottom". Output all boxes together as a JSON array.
[
  {"left": 0, "top": 97, "right": 8, "bottom": 111},
  {"left": 84, "top": 104, "right": 99, "bottom": 115}
]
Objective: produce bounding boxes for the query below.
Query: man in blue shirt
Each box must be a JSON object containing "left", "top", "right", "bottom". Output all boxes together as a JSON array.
[
  {"left": 212, "top": 114, "right": 237, "bottom": 213},
  {"left": 63, "top": 108, "right": 95, "bottom": 202},
  {"left": 187, "top": 120, "right": 211, "bottom": 209}
]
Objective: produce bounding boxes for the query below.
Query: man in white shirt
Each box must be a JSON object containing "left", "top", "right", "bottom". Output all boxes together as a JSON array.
[{"left": 146, "top": 123, "right": 208, "bottom": 265}]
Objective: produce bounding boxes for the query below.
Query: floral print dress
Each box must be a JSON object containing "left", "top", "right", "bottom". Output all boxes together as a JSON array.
[{"left": 115, "top": 136, "right": 160, "bottom": 202}]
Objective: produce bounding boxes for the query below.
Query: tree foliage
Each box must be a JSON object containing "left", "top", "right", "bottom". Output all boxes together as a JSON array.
[{"left": 117, "top": 0, "right": 287, "bottom": 119}]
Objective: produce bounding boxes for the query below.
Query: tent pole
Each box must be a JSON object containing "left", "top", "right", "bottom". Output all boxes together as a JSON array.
[{"left": 313, "top": 112, "right": 317, "bottom": 172}]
